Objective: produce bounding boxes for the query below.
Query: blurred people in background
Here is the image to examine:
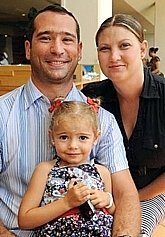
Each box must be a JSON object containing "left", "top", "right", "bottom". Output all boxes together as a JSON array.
[{"left": 148, "top": 47, "right": 164, "bottom": 77}]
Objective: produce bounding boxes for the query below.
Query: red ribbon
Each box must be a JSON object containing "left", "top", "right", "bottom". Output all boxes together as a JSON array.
[
  {"left": 87, "top": 97, "right": 99, "bottom": 113},
  {"left": 48, "top": 99, "right": 62, "bottom": 113}
]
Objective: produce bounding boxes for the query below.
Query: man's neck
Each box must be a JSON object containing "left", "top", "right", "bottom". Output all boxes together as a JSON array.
[{"left": 32, "top": 79, "right": 74, "bottom": 101}]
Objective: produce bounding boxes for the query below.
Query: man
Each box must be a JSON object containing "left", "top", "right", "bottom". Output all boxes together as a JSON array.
[{"left": 0, "top": 4, "right": 140, "bottom": 237}]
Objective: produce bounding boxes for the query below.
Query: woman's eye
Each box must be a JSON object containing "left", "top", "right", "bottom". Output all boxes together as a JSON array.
[
  {"left": 120, "top": 43, "right": 131, "bottom": 49},
  {"left": 98, "top": 46, "right": 110, "bottom": 52}
]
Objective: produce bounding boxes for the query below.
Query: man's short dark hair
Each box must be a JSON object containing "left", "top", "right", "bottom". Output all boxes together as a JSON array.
[{"left": 26, "top": 4, "right": 80, "bottom": 43}]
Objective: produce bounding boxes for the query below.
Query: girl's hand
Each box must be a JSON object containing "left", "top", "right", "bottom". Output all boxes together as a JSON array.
[
  {"left": 64, "top": 180, "right": 91, "bottom": 209},
  {"left": 89, "top": 189, "right": 111, "bottom": 209}
]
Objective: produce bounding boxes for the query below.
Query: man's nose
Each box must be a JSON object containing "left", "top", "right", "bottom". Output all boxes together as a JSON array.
[{"left": 50, "top": 39, "right": 65, "bottom": 55}]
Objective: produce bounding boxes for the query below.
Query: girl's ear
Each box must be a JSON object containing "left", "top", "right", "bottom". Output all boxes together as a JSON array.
[
  {"left": 141, "top": 40, "right": 148, "bottom": 59},
  {"left": 93, "top": 130, "right": 101, "bottom": 146},
  {"left": 49, "top": 129, "right": 55, "bottom": 146}
]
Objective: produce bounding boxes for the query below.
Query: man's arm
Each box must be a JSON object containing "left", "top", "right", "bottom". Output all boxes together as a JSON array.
[
  {"left": 0, "top": 221, "right": 15, "bottom": 236},
  {"left": 111, "top": 170, "right": 141, "bottom": 237}
]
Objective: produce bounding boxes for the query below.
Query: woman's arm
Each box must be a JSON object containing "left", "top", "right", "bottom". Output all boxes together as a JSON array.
[{"left": 138, "top": 172, "right": 165, "bottom": 201}]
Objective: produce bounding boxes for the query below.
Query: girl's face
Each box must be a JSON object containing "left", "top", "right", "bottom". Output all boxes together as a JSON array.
[
  {"left": 97, "top": 26, "right": 147, "bottom": 83},
  {"left": 50, "top": 116, "right": 99, "bottom": 166}
]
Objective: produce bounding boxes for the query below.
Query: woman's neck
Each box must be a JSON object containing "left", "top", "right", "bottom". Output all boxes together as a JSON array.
[{"left": 114, "top": 75, "right": 144, "bottom": 101}]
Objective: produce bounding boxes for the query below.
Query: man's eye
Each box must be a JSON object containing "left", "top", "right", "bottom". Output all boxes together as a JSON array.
[
  {"left": 63, "top": 37, "right": 74, "bottom": 43},
  {"left": 39, "top": 36, "right": 51, "bottom": 42}
]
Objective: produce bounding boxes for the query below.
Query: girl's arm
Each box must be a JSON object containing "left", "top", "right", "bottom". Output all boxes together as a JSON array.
[
  {"left": 18, "top": 162, "right": 90, "bottom": 229},
  {"left": 90, "top": 164, "right": 115, "bottom": 214}
]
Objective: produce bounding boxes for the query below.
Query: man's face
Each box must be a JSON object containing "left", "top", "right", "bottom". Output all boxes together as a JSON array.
[{"left": 25, "top": 11, "right": 82, "bottom": 85}]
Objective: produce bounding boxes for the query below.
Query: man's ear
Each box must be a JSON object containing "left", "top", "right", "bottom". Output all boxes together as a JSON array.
[
  {"left": 78, "top": 41, "right": 83, "bottom": 62},
  {"left": 25, "top": 40, "right": 31, "bottom": 60}
]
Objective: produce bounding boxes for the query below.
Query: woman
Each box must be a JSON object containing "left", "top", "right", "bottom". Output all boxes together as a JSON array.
[
  {"left": 82, "top": 14, "right": 165, "bottom": 237},
  {"left": 148, "top": 47, "right": 164, "bottom": 77}
]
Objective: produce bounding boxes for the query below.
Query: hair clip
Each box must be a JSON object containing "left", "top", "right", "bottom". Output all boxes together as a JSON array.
[
  {"left": 48, "top": 99, "right": 62, "bottom": 113},
  {"left": 87, "top": 97, "right": 99, "bottom": 113}
]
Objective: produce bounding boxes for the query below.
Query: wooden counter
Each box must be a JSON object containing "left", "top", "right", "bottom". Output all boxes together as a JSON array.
[
  {"left": 0, "top": 65, "right": 31, "bottom": 95},
  {"left": 0, "top": 64, "right": 100, "bottom": 96}
]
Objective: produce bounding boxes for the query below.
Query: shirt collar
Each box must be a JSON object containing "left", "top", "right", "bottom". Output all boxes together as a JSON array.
[
  {"left": 65, "top": 83, "right": 86, "bottom": 101},
  {"left": 108, "top": 67, "right": 160, "bottom": 102},
  {"left": 140, "top": 67, "right": 160, "bottom": 99},
  {"left": 23, "top": 80, "right": 86, "bottom": 110},
  {"left": 24, "top": 79, "right": 49, "bottom": 110}
]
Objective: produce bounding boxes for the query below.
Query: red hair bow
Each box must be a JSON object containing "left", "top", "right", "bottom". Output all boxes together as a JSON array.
[
  {"left": 48, "top": 99, "right": 62, "bottom": 113},
  {"left": 87, "top": 97, "right": 99, "bottom": 113}
]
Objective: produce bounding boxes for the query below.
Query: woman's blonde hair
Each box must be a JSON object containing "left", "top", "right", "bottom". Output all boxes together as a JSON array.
[{"left": 96, "top": 14, "right": 144, "bottom": 46}]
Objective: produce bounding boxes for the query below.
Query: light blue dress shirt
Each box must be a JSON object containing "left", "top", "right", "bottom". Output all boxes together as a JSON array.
[{"left": 0, "top": 79, "right": 128, "bottom": 236}]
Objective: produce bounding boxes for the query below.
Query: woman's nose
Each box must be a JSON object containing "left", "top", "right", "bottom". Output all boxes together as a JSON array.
[{"left": 110, "top": 49, "right": 121, "bottom": 61}]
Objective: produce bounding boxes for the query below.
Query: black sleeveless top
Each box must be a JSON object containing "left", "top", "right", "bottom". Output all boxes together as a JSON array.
[{"left": 82, "top": 68, "right": 165, "bottom": 189}]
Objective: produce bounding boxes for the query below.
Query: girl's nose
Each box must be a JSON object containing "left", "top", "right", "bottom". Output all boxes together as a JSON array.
[{"left": 68, "top": 139, "right": 79, "bottom": 149}]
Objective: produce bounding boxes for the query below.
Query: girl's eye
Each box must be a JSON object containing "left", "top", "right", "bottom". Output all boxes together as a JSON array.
[
  {"left": 59, "top": 135, "right": 68, "bottom": 140},
  {"left": 79, "top": 136, "right": 88, "bottom": 141}
]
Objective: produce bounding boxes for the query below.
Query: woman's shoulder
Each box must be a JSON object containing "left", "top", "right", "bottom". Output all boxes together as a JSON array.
[{"left": 82, "top": 79, "right": 113, "bottom": 97}]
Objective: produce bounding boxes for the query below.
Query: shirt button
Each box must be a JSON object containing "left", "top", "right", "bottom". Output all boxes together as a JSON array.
[{"left": 154, "top": 144, "right": 158, "bottom": 149}]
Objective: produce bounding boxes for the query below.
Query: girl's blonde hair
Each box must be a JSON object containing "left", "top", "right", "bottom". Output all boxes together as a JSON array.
[{"left": 49, "top": 99, "right": 100, "bottom": 135}]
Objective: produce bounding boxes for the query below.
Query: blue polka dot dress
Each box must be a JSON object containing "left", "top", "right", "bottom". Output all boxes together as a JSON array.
[{"left": 36, "top": 157, "right": 113, "bottom": 236}]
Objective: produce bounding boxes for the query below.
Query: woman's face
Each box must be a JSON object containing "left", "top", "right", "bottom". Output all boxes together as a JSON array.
[{"left": 97, "top": 26, "right": 147, "bottom": 83}]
